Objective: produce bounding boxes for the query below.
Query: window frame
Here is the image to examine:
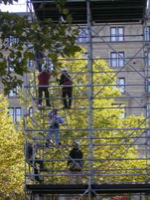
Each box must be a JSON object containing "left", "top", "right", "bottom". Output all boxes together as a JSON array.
[
  {"left": 144, "top": 26, "right": 150, "bottom": 41},
  {"left": 15, "top": 107, "right": 22, "bottom": 122},
  {"left": 8, "top": 107, "right": 22, "bottom": 123},
  {"left": 110, "top": 52, "right": 125, "bottom": 67},
  {"left": 144, "top": 51, "right": 150, "bottom": 67},
  {"left": 8, "top": 86, "right": 21, "bottom": 98},
  {"left": 110, "top": 27, "right": 124, "bottom": 42},
  {"left": 145, "top": 77, "right": 150, "bottom": 94},
  {"left": 117, "top": 77, "right": 125, "bottom": 93},
  {"left": 27, "top": 60, "right": 34, "bottom": 68},
  {"left": 77, "top": 27, "right": 89, "bottom": 43},
  {"left": 8, "top": 36, "right": 19, "bottom": 47},
  {"left": 146, "top": 103, "right": 150, "bottom": 117},
  {"left": 29, "top": 107, "right": 34, "bottom": 116}
]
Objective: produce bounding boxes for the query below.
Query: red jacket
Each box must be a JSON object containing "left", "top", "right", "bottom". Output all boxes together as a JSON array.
[{"left": 38, "top": 71, "right": 51, "bottom": 86}]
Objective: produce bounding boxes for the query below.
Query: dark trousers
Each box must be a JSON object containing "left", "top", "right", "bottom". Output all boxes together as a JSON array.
[
  {"left": 38, "top": 87, "right": 50, "bottom": 106},
  {"left": 29, "top": 157, "right": 44, "bottom": 182},
  {"left": 62, "top": 87, "right": 72, "bottom": 108}
]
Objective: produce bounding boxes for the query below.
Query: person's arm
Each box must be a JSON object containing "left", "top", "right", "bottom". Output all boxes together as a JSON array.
[
  {"left": 67, "top": 150, "right": 73, "bottom": 165},
  {"left": 26, "top": 144, "right": 33, "bottom": 159},
  {"left": 80, "top": 151, "right": 84, "bottom": 167},
  {"left": 56, "top": 77, "right": 60, "bottom": 82},
  {"left": 59, "top": 116, "right": 66, "bottom": 124},
  {"left": 47, "top": 71, "right": 51, "bottom": 80},
  {"left": 59, "top": 74, "right": 64, "bottom": 85},
  {"left": 48, "top": 111, "right": 53, "bottom": 119}
]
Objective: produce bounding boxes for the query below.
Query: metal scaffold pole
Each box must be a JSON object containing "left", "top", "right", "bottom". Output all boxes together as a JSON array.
[{"left": 87, "top": 0, "right": 94, "bottom": 198}]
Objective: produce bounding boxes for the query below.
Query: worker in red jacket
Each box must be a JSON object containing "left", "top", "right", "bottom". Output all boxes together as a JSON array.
[
  {"left": 59, "top": 69, "right": 73, "bottom": 109},
  {"left": 38, "top": 69, "right": 51, "bottom": 108}
]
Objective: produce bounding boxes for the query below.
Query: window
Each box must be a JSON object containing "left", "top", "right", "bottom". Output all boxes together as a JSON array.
[
  {"left": 144, "top": 26, "right": 150, "bottom": 41},
  {"left": 77, "top": 28, "right": 88, "bottom": 43},
  {"left": 8, "top": 86, "right": 20, "bottom": 98},
  {"left": 7, "top": 57, "right": 15, "bottom": 72},
  {"left": 8, "top": 107, "right": 22, "bottom": 123},
  {"left": 146, "top": 104, "right": 150, "bottom": 117},
  {"left": 15, "top": 107, "right": 21, "bottom": 122},
  {"left": 110, "top": 27, "right": 124, "bottom": 41},
  {"left": 41, "top": 58, "right": 55, "bottom": 71},
  {"left": 8, "top": 89, "right": 18, "bottom": 98},
  {"left": 145, "top": 77, "right": 150, "bottom": 94},
  {"left": 27, "top": 60, "right": 34, "bottom": 68},
  {"left": 29, "top": 107, "right": 34, "bottom": 116},
  {"left": 8, "top": 57, "right": 22, "bottom": 72},
  {"left": 121, "top": 108, "right": 125, "bottom": 119},
  {"left": 117, "top": 78, "right": 125, "bottom": 93},
  {"left": 8, "top": 86, "right": 21, "bottom": 98},
  {"left": 144, "top": 51, "right": 150, "bottom": 66},
  {"left": 8, "top": 36, "right": 19, "bottom": 46},
  {"left": 119, "top": 104, "right": 126, "bottom": 119},
  {"left": 110, "top": 52, "right": 125, "bottom": 67},
  {"left": 146, "top": 130, "right": 150, "bottom": 145}
]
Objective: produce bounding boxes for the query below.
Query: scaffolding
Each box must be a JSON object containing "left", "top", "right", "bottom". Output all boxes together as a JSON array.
[{"left": 24, "top": 0, "right": 150, "bottom": 199}]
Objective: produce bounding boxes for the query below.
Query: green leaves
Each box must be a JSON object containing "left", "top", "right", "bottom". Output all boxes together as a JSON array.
[
  {"left": 0, "top": 95, "right": 24, "bottom": 199},
  {"left": 0, "top": 9, "right": 81, "bottom": 94},
  {"left": 2, "top": 74, "right": 23, "bottom": 95},
  {"left": 62, "top": 8, "right": 69, "bottom": 15},
  {"left": 23, "top": 51, "right": 35, "bottom": 60}
]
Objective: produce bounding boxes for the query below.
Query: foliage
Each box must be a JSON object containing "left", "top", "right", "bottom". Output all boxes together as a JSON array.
[
  {"left": 0, "top": 94, "right": 24, "bottom": 200},
  {"left": 0, "top": 0, "right": 81, "bottom": 94}
]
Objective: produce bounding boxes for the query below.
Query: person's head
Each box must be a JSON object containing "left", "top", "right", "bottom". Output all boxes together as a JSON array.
[
  {"left": 73, "top": 142, "right": 79, "bottom": 149},
  {"left": 62, "top": 68, "right": 67, "bottom": 73},
  {"left": 53, "top": 107, "right": 58, "bottom": 114},
  {"left": 27, "top": 142, "right": 32, "bottom": 149}
]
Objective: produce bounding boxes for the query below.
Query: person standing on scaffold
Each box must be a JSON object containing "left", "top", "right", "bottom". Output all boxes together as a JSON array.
[
  {"left": 38, "top": 69, "right": 51, "bottom": 108},
  {"left": 46, "top": 107, "right": 65, "bottom": 147},
  {"left": 59, "top": 69, "right": 73, "bottom": 109}
]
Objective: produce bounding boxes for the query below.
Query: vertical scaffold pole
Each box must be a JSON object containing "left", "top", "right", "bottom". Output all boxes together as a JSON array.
[
  {"left": 143, "top": 3, "right": 150, "bottom": 183},
  {"left": 87, "top": 0, "right": 94, "bottom": 199}
]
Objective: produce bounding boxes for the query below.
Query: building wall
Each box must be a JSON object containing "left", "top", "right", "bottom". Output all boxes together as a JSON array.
[{"left": 77, "top": 21, "right": 150, "bottom": 117}]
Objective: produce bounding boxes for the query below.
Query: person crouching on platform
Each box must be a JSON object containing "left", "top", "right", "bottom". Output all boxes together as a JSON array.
[{"left": 67, "top": 142, "right": 83, "bottom": 184}]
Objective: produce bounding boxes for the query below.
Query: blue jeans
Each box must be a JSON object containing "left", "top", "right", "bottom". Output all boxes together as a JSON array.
[{"left": 46, "top": 126, "right": 60, "bottom": 144}]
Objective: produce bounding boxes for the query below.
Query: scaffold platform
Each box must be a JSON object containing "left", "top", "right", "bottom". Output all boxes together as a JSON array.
[
  {"left": 26, "top": 183, "right": 150, "bottom": 194},
  {"left": 31, "top": 0, "right": 147, "bottom": 23}
]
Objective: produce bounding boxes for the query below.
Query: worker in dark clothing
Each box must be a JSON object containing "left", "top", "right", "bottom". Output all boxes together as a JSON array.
[
  {"left": 67, "top": 142, "right": 83, "bottom": 184},
  {"left": 38, "top": 69, "right": 51, "bottom": 108},
  {"left": 26, "top": 142, "right": 46, "bottom": 183},
  {"left": 59, "top": 69, "right": 73, "bottom": 109}
]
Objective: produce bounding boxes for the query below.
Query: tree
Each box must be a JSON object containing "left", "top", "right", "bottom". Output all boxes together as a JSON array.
[
  {"left": 0, "top": 0, "right": 81, "bottom": 94},
  {"left": 0, "top": 94, "right": 24, "bottom": 200}
]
